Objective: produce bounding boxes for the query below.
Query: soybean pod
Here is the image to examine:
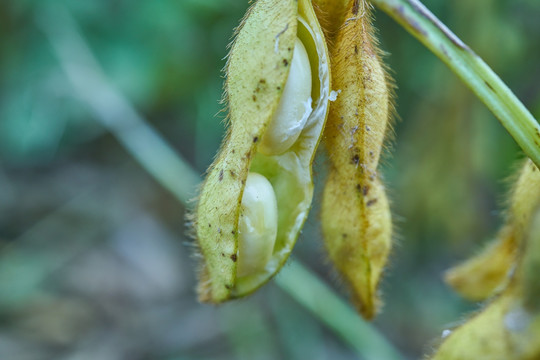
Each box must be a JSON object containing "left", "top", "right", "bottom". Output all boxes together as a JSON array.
[
  {"left": 320, "top": 0, "right": 393, "bottom": 319},
  {"left": 194, "top": 0, "right": 331, "bottom": 303},
  {"left": 431, "top": 203, "right": 540, "bottom": 360},
  {"left": 445, "top": 159, "right": 540, "bottom": 301}
]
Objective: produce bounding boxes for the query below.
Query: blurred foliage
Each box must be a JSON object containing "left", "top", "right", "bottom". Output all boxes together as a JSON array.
[{"left": 0, "top": 0, "right": 538, "bottom": 359}]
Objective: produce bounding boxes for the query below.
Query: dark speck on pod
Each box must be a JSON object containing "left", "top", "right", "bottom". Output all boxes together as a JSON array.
[{"left": 352, "top": 0, "right": 360, "bottom": 15}]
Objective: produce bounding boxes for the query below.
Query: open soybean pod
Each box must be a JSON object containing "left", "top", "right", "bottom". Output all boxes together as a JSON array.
[
  {"left": 195, "top": 0, "right": 330, "bottom": 303},
  {"left": 445, "top": 159, "right": 540, "bottom": 301},
  {"left": 321, "top": 0, "right": 393, "bottom": 319},
  {"left": 431, "top": 205, "right": 540, "bottom": 360}
]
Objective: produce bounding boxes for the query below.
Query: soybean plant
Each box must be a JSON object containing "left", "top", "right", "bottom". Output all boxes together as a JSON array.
[{"left": 192, "top": 0, "right": 540, "bottom": 359}]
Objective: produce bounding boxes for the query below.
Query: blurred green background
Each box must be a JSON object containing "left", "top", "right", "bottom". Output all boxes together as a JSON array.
[{"left": 0, "top": 0, "right": 539, "bottom": 359}]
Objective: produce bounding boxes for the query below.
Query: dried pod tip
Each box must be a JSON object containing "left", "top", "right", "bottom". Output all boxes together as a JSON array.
[
  {"left": 259, "top": 37, "right": 313, "bottom": 155},
  {"left": 237, "top": 172, "right": 278, "bottom": 277}
]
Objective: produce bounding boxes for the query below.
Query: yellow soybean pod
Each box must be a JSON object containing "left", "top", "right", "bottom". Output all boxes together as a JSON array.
[
  {"left": 195, "top": 0, "right": 331, "bottom": 303},
  {"left": 431, "top": 205, "right": 540, "bottom": 360},
  {"left": 445, "top": 159, "right": 540, "bottom": 301},
  {"left": 321, "top": 0, "right": 393, "bottom": 319}
]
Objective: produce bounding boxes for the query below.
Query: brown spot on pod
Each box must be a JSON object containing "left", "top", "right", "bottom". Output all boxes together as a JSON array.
[
  {"left": 366, "top": 199, "right": 377, "bottom": 207},
  {"left": 352, "top": 0, "right": 360, "bottom": 15},
  {"left": 362, "top": 185, "right": 370, "bottom": 196}
]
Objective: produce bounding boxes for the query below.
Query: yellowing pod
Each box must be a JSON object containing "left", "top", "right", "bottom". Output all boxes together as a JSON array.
[
  {"left": 195, "top": 0, "right": 331, "bottom": 303},
  {"left": 259, "top": 38, "right": 313, "bottom": 155},
  {"left": 237, "top": 172, "right": 278, "bottom": 277}
]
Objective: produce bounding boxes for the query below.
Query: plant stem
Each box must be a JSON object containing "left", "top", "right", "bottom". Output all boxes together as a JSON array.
[
  {"left": 370, "top": 0, "right": 540, "bottom": 168},
  {"left": 38, "top": 5, "right": 200, "bottom": 206},
  {"left": 277, "top": 260, "right": 404, "bottom": 360}
]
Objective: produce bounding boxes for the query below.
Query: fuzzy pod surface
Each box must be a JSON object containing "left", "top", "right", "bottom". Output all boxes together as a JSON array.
[
  {"left": 321, "top": 0, "right": 393, "bottom": 319},
  {"left": 432, "top": 205, "right": 540, "bottom": 360},
  {"left": 195, "top": 0, "right": 331, "bottom": 303},
  {"left": 445, "top": 159, "right": 540, "bottom": 301}
]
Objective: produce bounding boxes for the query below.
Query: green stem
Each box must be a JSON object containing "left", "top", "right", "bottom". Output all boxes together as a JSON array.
[
  {"left": 370, "top": 0, "right": 540, "bottom": 168},
  {"left": 276, "top": 260, "right": 404, "bottom": 360}
]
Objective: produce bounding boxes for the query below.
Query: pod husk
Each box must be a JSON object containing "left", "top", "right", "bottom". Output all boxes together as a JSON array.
[
  {"left": 431, "top": 205, "right": 540, "bottom": 360},
  {"left": 445, "top": 159, "right": 540, "bottom": 301},
  {"left": 195, "top": 0, "right": 331, "bottom": 303},
  {"left": 311, "top": 0, "right": 349, "bottom": 39},
  {"left": 321, "top": 0, "right": 392, "bottom": 319}
]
